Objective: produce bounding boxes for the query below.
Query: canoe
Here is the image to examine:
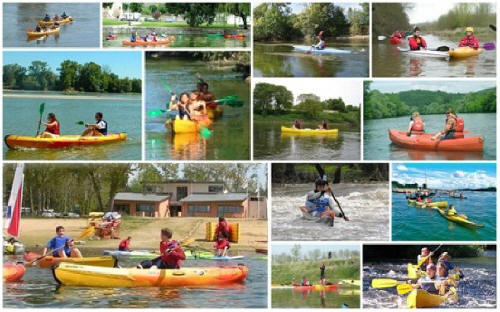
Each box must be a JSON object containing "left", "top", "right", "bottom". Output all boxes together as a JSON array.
[
  {"left": 449, "top": 47, "right": 483, "bottom": 59},
  {"left": 24, "top": 252, "right": 117, "bottom": 268},
  {"left": 3, "top": 263, "right": 26, "bottom": 282},
  {"left": 437, "top": 208, "right": 484, "bottom": 229},
  {"left": 294, "top": 45, "right": 351, "bottom": 54},
  {"left": 103, "top": 250, "right": 157, "bottom": 259},
  {"left": 407, "top": 288, "right": 457, "bottom": 308},
  {"left": 26, "top": 27, "right": 60, "bottom": 38},
  {"left": 293, "top": 283, "right": 339, "bottom": 291},
  {"left": 415, "top": 201, "right": 448, "bottom": 208},
  {"left": 4, "top": 132, "right": 127, "bottom": 149},
  {"left": 390, "top": 37, "right": 402, "bottom": 44},
  {"left": 39, "top": 16, "right": 72, "bottom": 27},
  {"left": 207, "top": 106, "right": 224, "bottom": 120},
  {"left": 52, "top": 262, "right": 249, "bottom": 287},
  {"left": 122, "top": 40, "right": 170, "bottom": 47},
  {"left": 397, "top": 47, "right": 449, "bottom": 58},
  {"left": 281, "top": 126, "right": 339, "bottom": 135},
  {"left": 388, "top": 129, "right": 484, "bottom": 152}
]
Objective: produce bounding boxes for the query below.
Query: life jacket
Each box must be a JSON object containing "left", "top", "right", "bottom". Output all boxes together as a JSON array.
[
  {"left": 46, "top": 121, "right": 60, "bottom": 135},
  {"left": 96, "top": 120, "right": 108, "bottom": 135},
  {"left": 458, "top": 35, "right": 479, "bottom": 49},
  {"left": 411, "top": 117, "right": 424, "bottom": 133},
  {"left": 408, "top": 36, "right": 426, "bottom": 50},
  {"left": 307, "top": 196, "right": 329, "bottom": 213}
]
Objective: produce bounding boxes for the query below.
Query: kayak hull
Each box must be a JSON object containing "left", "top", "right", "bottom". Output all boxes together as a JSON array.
[
  {"left": 437, "top": 208, "right": 484, "bottom": 229},
  {"left": 293, "top": 283, "right": 339, "bottom": 291},
  {"left": 24, "top": 252, "right": 117, "bottom": 268},
  {"left": 3, "top": 263, "right": 26, "bottom": 282},
  {"left": 103, "top": 250, "right": 157, "bottom": 259},
  {"left": 52, "top": 263, "right": 249, "bottom": 287},
  {"left": 39, "top": 17, "right": 72, "bottom": 27},
  {"left": 281, "top": 126, "right": 339, "bottom": 135},
  {"left": 397, "top": 47, "right": 449, "bottom": 58},
  {"left": 27, "top": 27, "right": 60, "bottom": 38},
  {"left": 388, "top": 129, "right": 484, "bottom": 152},
  {"left": 407, "top": 289, "right": 446, "bottom": 308},
  {"left": 173, "top": 120, "right": 200, "bottom": 134},
  {"left": 4, "top": 132, "right": 127, "bottom": 149},
  {"left": 122, "top": 40, "right": 170, "bottom": 47},
  {"left": 449, "top": 47, "right": 483, "bottom": 59},
  {"left": 293, "top": 45, "right": 351, "bottom": 54}
]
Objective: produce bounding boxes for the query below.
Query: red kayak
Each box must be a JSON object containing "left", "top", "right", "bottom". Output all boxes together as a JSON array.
[
  {"left": 293, "top": 283, "right": 339, "bottom": 291},
  {"left": 390, "top": 37, "right": 402, "bottom": 44},
  {"left": 388, "top": 129, "right": 484, "bottom": 152},
  {"left": 3, "top": 263, "right": 25, "bottom": 282}
]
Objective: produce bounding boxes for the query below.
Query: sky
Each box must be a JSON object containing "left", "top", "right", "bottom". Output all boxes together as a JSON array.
[
  {"left": 255, "top": 78, "right": 361, "bottom": 106},
  {"left": 370, "top": 80, "right": 496, "bottom": 94},
  {"left": 407, "top": 2, "right": 496, "bottom": 24},
  {"left": 290, "top": 2, "right": 363, "bottom": 14},
  {"left": 272, "top": 243, "right": 359, "bottom": 255},
  {"left": 392, "top": 163, "right": 496, "bottom": 190},
  {"left": 3, "top": 51, "right": 142, "bottom": 79}
]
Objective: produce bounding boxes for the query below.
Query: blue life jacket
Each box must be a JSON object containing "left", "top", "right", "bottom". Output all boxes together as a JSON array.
[{"left": 307, "top": 197, "right": 329, "bottom": 213}]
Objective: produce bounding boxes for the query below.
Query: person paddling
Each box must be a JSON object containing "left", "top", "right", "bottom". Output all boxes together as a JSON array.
[
  {"left": 312, "top": 30, "right": 326, "bottom": 50},
  {"left": 437, "top": 252, "right": 459, "bottom": 277},
  {"left": 458, "top": 27, "right": 479, "bottom": 49},
  {"left": 408, "top": 27, "right": 427, "bottom": 51},
  {"left": 42, "top": 14, "right": 51, "bottom": 22},
  {"left": 318, "top": 120, "right": 328, "bottom": 130},
  {"left": 292, "top": 120, "right": 302, "bottom": 129},
  {"left": 81, "top": 112, "right": 107, "bottom": 136},
  {"left": 407, "top": 112, "right": 425, "bottom": 136},
  {"left": 38, "top": 112, "right": 60, "bottom": 138},
  {"left": 409, "top": 263, "right": 438, "bottom": 294},
  {"left": 392, "top": 30, "right": 403, "bottom": 39},
  {"left": 118, "top": 236, "right": 132, "bottom": 251},
  {"left": 42, "top": 226, "right": 82, "bottom": 258},
  {"left": 417, "top": 247, "right": 434, "bottom": 271},
  {"left": 299, "top": 178, "right": 346, "bottom": 226},
  {"left": 138, "top": 228, "right": 185, "bottom": 269},
  {"left": 320, "top": 262, "right": 326, "bottom": 285},
  {"left": 431, "top": 109, "right": 457, "bottom": 140}
]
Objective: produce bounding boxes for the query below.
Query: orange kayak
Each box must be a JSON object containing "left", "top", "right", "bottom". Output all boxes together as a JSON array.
[
  {"left": 53, "top": 262, "right": 249, "bottom": 287},
  {"left": 388, "top": 129, "right": 484, "bottom": 152},
  {"left": 122, "top": 39, "right": 171, "bottom": 47},
  {"left": 3, "top": 263, "right": 26, "bottom": 282},
  {"left": 24, "top": 252, "right": 117, "bottom": 268}
]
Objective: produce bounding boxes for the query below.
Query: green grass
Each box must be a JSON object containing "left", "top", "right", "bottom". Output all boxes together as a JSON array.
[
  {"left": 118, "top": 216, "right": 156, "bottom": 232},
  {"left": 254, "top": 111, "right": 360, "bottom": 131},
  {"left": 102, "top": 18, "right": 242, "bottom": 29},
  {"left": 272, "top": 258, "right": 360, "bottom": 284}
]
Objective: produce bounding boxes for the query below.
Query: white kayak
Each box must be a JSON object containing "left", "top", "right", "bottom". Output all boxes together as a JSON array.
[
  {"left": 293, "top": 45, "right": 351, "bottom": 54},
  {"left": 212, "top": 255, "right": 245, "bottom": 261},
  {"left": 397, "top": 47, "right": 449, "bottom": 58},
  {"left": 103, "top": 250, "right": 157, "bottom": 259}
]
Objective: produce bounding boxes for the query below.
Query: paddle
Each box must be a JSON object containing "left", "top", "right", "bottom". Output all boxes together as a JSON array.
[
  {"left": 417, "top": 244, "right": 443, "bottom": 267},
  {"left": 78, "top": 226, "right": 95, "bottom": 239},
  {"left": 315, "top": 164, "right": 349, "bottom": 222},
  {"left": 36, "top": 102, "right": 45, "bottom": 135},
  {"left": 489, "top": 24, "right": 496, "bottom": 31},
  {"left": 371, "top": 278, "right": 407, "bottom": 289},
  {"left": 25, "top": 245, "right": 66, "bottom": 266}
]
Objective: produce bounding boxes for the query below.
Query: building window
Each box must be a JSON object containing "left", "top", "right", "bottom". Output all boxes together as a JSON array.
[
  {"left": 114, "top": 204, "right": 130, "bottom": 215},
  {"left": 188, "top": 205, "right": 210, "bottom": 216},
  {"left": 137, "top": 203, "right": 154, "bottom": 217},
  {"left": 177, "top": 187, "right": 188, "bottom": 201},
  {"left": 208, "top": 185, "right": 223, "bottom": 193},
  {"left": 218, "top": 205, "right": 243, "bottom": 215}
]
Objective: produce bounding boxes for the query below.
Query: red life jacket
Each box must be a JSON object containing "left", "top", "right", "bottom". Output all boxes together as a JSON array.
[
  {"left": 458, "top": 35, "right": 479, "bottom": 49},
  {"left": 411, "top": 117, "right": 425, "bottom": 133},
  {"left": 46, "top": 121, "right": 60, "bottom": 135},
  {"left": 453, "top": 117, "right": 465, "bottom": 138},
  {"left": 408, "top": 36, "right": 427, "bottom": 50}
]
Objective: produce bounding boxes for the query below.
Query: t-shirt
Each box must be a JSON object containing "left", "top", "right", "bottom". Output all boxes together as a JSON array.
[{"left": 46, "top": 236, "right": 70, "bottom": 257}]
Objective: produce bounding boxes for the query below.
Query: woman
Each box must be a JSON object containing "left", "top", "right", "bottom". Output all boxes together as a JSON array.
[
  {"left": 292, "top": 120, "right": 302, "bottom": 129},
  {"left": 38, "top": 113, "right": 60, "bottom": 138},
  {"left": 318, "top": 120, "right": 328, "bottom": 130},
  {"left": 407, "top": 112, "right": 425, "bottom": 136},
  {"left": 188, "top": 92, "right": 207, "bottom": 116},
  {"left": 170, "top": 93, "right": 191, "bottom": 120}
]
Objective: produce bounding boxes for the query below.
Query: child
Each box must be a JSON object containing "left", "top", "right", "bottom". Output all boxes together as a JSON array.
[
  {"left": 214, "top": 235, "right": 230, "bottom": 257},
  {"left": 299, "top": 178, "right": 346, "bottom": 226},
  {"left": 81, "top": 112, "right": 107, "bottom": 136},
  {"left": 42, "top": 226, "right": 82, "bottom": 258},
  {"left": 320, "top": 262, "right": 326, "bottom": 285},
  {"left": 118, "top": 236, "right": 132, "bottom": 251},
  {"left": 138, "top": 228, "right": 185, "bottom": 269}
]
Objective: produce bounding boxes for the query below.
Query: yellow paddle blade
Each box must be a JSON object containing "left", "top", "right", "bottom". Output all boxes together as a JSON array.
[
  {"left": 180, "top": 237, "right": 194, "bottom": 247},
  {"left": 78, "top": 226, "right": 95, "bottom": 239},
  {"left": 417, "top": 255, "right": 429, "bottom": 267},
  {"left": 371, "top": 278, "right": 400, "bottom": 288},
  {"left": 396, "top": 283, "right": 413, "bottom": 295}
]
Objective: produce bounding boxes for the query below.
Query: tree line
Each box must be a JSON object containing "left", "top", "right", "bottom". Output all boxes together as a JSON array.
[
  {"left": 254, "top": 3, "right": 369, "bottom": 42},
  {"left": 425, "top": 3, "right": 496, "bottom": 31},
  {"left": 372, "top": 3, "right": 412, "bottom": 37},
  {"left": 3, "top": 61, "right": 141, "bottom": 93},
  {"left": 272, "top": 163, "right": 389, "bottom": 184},
  {"left": 364, "top": 82, "right": 496, "bottom": 120},
  {"left": 104, "top": 2, "right": 250, "bottom": 28},
  {"left": 3, "top": 163, "right": 267, "bottom": 216},
  {"left": 273, "top": 244, "right": 360, "bottom": 263},
  {"left": 364, "top": 245, "right": 491, "bottom": 261}
]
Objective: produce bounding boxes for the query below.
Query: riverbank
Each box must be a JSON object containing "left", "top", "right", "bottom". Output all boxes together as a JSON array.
[
  {"left": 16, "top": 217, "right": 267, "bottom": 254},
  {"left": 272, "top": 258, "right": 360, "bottom": 284},
  {"left": 103, "top": 24, "right": 250, "bottom": 36},
  {"left": 427, "top": 27, "right": 496, "bottom": 41},
  {"left": 3, "top": 90, "right": 140, "bottom": 101},
  {"left": 255, "top": 112, "right": 360, "bottom": 131}
]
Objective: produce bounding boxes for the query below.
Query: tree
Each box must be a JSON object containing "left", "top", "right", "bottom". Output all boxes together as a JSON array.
[
  {"left": 58, "top": 60, "right": 80, "bottom": 91},
  {"left": 297, "top": 93, "right": 320, "bottom": 104},
  {"left": 223, "top": 3, "right": 250, "bottom": 29},
  {"left": 164, "top": 3, "right": 218, "bottom": 27},
  {"left": 253, "top": 82, "right": 293, "bottom": 115}
]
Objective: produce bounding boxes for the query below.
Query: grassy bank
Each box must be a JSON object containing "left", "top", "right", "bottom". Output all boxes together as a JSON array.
[
  {"left": 16, "top": 216, "right": 267, "bottom": 255},
  {"left": 429, "top": 27, "right": 496, "bottom": 41},
  {"left": 272, "top": 258, "right": 360, "bottom": 284},
  {"left": 254, "top": 112, "right": 360, "bottom": 131},
  {"left": 103, "top": 18, "right": 241, "bottom": 29}
]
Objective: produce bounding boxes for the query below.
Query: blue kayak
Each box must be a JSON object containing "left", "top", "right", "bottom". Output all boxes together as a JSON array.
[{"left": 293, "top": 45, "right": 351, "bottom": 54}]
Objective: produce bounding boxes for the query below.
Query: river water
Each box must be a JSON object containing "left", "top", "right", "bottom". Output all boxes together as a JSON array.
[
  {"left": 372, "top": 34, "right": 496, "bottom": 77},
  {"left": 3, "top": 3, "right": 100, "bottom": 48},
  {"left": 272, "top": 287, "right": 360, "bottom": 308},
  {"left": 253, "top": 122, "right": 360, "bottom": 160},
  {"left": 145, "top": 54, "right": 250, "bottom": 160},
  {"left": 363, "top": 251, "right": 497, "bottom": 308},
  {"left": 254, "top": 39, "right": 369, "bottom": 77},
  {"left": 3, "top": 92, "right": 142, "bottom": 160},
  {"left": 3, "top": 256, "right": 267, "bottom": 308},
  {"left": 392, "top": 192, "right": 496, "bottom": 241},
  {"left": 363, "top": 113, "right": 496, "bottom": 161},
  {"left": 104, "top": 34, "right": 250, "bottom": 48},
  {"left": 271, "top": 183, "right": 389, "bottom": 241}
]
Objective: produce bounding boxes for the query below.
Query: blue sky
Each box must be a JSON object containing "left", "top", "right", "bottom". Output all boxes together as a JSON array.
[
  {"left": 370, "top": 81, "right": 496, "bottom": 94},
  {"left": 272, "top": 244, "right": 359, "bottom": 255},
  {"left": 290, "top": 3, "right": 363, "bottom": 14},
  {"left": 393, "top": 163, "right": 496, "bottom": 189},
  {"left": 3, "top": 51, "right": 142, "bottom": 79}
]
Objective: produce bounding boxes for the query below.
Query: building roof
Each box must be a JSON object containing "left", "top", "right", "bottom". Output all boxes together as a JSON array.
[
  {"left": 114, "top": 192, "right": 170, "bottom": 202},
  {"left": 180, "top": 193, "right": 248, "bottom": 203},
  {"left": 144, "top": 180, "right": 225, "bottom": 185}
]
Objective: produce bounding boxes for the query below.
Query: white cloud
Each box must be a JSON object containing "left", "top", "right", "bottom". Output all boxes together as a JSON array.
[
  {"left": 393, "top": 169, "right": 495, "bottom": 190},
  {"left": 396, "top": 165, "right": 408, "bottom": 171}
]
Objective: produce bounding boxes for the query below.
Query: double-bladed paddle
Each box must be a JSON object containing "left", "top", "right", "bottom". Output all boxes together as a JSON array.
[{"left": 36, "top": 102, "right": 46, "bottom": 135}]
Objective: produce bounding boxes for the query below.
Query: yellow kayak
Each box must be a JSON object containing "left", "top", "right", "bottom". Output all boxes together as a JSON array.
[
  {"left": 408, "top": 199, "right": 416, "bottom": 204},
  {"left": 173, "top": 120, "right": 199, "bottom": 134},
  {"left": 449, "top": 47, "right": 483, "bottom": 59},
  {"left": 4, "top": 133, "right": 127, "bottom": 149},
  {"left": 207, "top": 106, "right": 224, "bottom": 120},
  {"left": 407, "top": 288, "right": 457, "bottom": 308},
  {"left": 281, "top": 126, "right": 339, "bottom": 135},
  {"left": 39, "top": 16, "right": 72, "bottom": 27},
  {"left": 415, "top": 201, "right": 447, "bottom": 208},
  {"left": 26, "top": 27, "right": 60, "bottom": 38}
]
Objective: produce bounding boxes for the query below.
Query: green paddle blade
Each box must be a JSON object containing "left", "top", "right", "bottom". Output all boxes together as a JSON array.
[
  {"left": 206, "top": 34, "right": 222, "bottom": 37},
  {"left": 75, "top": 121, "right": 85, "bottom": 125},
  {"left": 396, "top": 283, "right": 413, "bottom": 295},
  {"left": 147, "top": 109, "right": 166, "bottom": 118},
  {"left": 371, "top": 278, "right": 399, "bottom": 288},
  {"left": 39, "top": 102, "right": 45, "bottom": 115},
  {"left": 200, "top": 127, "right": 212, "bottom": 137}
]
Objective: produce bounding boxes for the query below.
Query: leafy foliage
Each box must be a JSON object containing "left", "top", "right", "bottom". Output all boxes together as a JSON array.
[
  {"left": 372, "top": 3, "right": 411, "bottom": 36},
  {"left": 364, "top": 245, "right": 488, "bottom": 261}
]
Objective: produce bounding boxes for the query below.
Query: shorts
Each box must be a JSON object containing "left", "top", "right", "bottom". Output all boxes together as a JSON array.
[{"left": 441, "top": 130, "right": 455, "bottom": 140}]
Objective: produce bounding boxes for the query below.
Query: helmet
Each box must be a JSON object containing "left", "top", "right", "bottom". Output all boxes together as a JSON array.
[
  {"left": 315, "top": 178, "right": 327, "bottom": 186},
  {"left": 466, "top": 27, "right": 473, "bottom": 32}
]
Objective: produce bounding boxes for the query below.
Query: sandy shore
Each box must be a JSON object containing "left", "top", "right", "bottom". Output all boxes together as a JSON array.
[{"left": 16, "top": 217, "right": 267, "bottom": 255}]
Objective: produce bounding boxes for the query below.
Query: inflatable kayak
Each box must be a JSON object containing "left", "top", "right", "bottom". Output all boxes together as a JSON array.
[
  {"left": 293, "top": 45, "right": 351, "bottom": 54},
  {"left": 3, "top": 263, "right": 26, "bottom": 282},
  {"left": 407, "top": 288, "right": 457, "bottom": 308},
  {"left": 4, "top": 132, "right": 127, "bottom": 149},
  {"left": 39, "top": 16, "right": 72, "bottom": 27},
  {"left": 449, "top": 47, "right": 483, "bottom": 59},
  {"left": 397, "top": 47, "right": 449, "bottom": 58},
  {"left": 293, "top": 284, "right": 339, "bottom": 291},
  {"left": 103, "top": 250, "right": 157, "bottom": 259},
  {"left": 207, "top": 106, "right": 224, "bottom": 120},
  {"left": 437, "top": 209, "right": 484, "bottom": 229},
  {"left": 52, "top": 262, "right": 249, "bottom": 287},
  {"left": 24, "top": 252, "right": 117, "bottom": 268},
  {"left": 388, "top": 129, "right": 484, "bottom": 152},
  {"left": 415, "top": 201, "right": 448, "bottom": 208},
  {"left": 122, "top": 40, "right": 170, "bottom": 47},
  {"left": 390, "top": 37, "right": 402, "bottom": 44},
  {"left": 281, "top": 126, "right": 339, "bottom": 135},
  {"left": 26, "top": 27, "right": 60, "bottom": 38}
]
